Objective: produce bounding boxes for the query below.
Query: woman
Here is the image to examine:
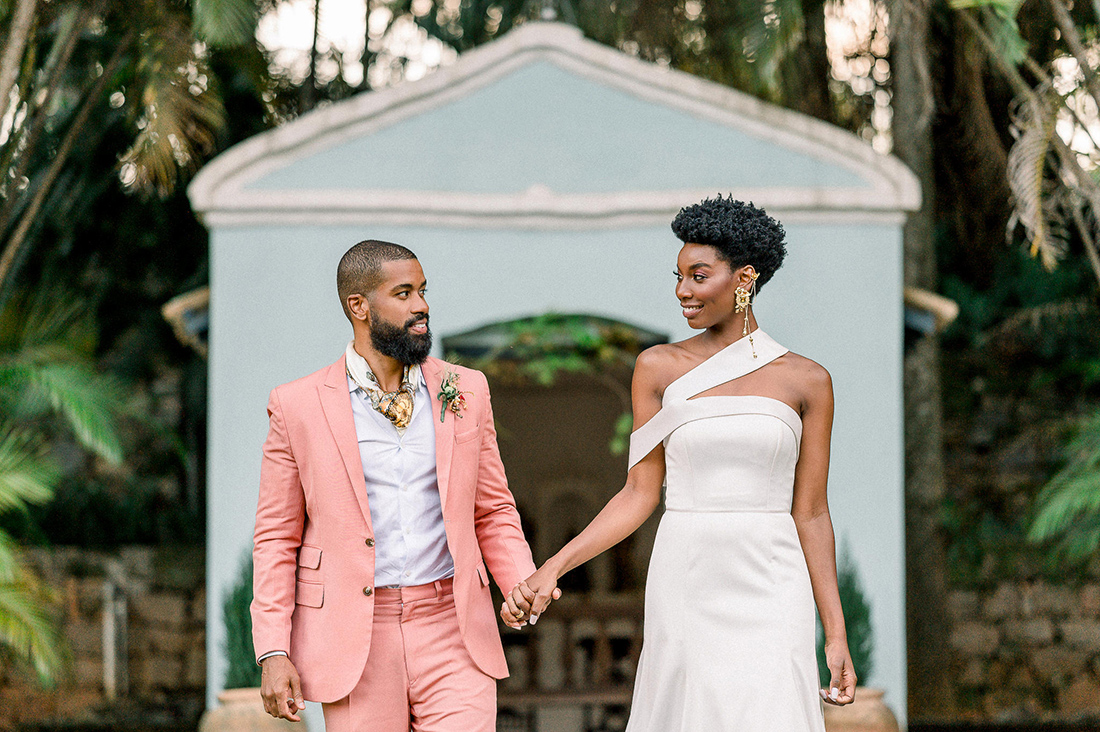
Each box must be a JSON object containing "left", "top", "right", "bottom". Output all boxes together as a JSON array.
[{"left": 503, "top": 196, "right": 857, "bottom": 730}]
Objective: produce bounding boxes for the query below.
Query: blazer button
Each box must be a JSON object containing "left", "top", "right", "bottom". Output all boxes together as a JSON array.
[
  {"left": 365, "top": 538, "right": 375, "bottom": 547},
  {"left": 363, "top": 586, "right": 373, "bottom": 596}
]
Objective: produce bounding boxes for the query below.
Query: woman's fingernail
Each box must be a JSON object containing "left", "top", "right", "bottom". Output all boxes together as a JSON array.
[
  {"left": 830, "top": 687, "right": 839, "bottom": 700},
  {"left": 529, "top": 614, "right": 539, "bottom": 625}
]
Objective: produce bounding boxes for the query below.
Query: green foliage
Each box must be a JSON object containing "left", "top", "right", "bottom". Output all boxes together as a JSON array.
[
  {"left": 0, "top": 475, "right": 205, "bottom": 547},
  {"left": 950, "top": 1, "right": 1028, "bottom": 66},
  {"left": 192, "top": 0, "right": 257, "bottom": 48},
  {"left": 816, "top": 544, "right": 874, "bottom": 687},
  {"left": 223, "top": 552, "right": 261, "bottom": 689},
  {"left": 608, "top": 412, "right": 633, "bottom": 457},
  {"left": 0, "top": 533, "right": 67, "bottom": 685},
  {"left": 0, "top": 291, "right": 125, "bottom": 685},
  {"left": 1029, "top": 408, "right": 1100, "bottom": 562}
]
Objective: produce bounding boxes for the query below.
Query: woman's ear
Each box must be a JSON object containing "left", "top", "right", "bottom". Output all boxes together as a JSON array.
[{"left": 736, "top": 265, "right": 758, "bottom": 286}]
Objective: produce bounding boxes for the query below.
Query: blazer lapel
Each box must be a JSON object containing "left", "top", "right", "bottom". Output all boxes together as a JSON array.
[
  {"left": 422, "top": 358, "right": 454, "bottom": 510},
  {"left": 318, "top": 356, "right": 374, "bottom": 530}
]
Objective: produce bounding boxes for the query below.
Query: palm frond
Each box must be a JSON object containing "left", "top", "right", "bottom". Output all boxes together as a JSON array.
[
  {"left": 0, "top": 289, "right": 92, "bottom": 355},
  {"left": 0, "top": 546, "right": 67, "bottom": 686},
  {"left": 191, "top": 0, "right": 256, "bottom": 48},
  {"left": 1030, "top": 409, "right": 1100, "bottom": 561},
  {"left": 120, "top": 16, "right": 226, "bottom": 197},
  {"left": 24, "top": 361, "right": 123, "bottom": 463},
  {"left": 1006, "top": 94, "right": 1066, "bottom": 270},
  {"left": 0, "top": 427, "right": 57, "bottom": 513}
]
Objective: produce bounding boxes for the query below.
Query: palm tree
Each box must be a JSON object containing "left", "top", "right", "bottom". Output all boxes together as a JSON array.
[
  {"left": 0, "top": 289, "right": 125, "bottom": 684},
  {"left": 0, "top": 0, "right": 260, "bottom": 302}
]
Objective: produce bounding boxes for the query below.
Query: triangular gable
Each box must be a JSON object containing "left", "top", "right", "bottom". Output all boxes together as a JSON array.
[{"left": 189, "top": 23, "right": 918, "bottom": 228}]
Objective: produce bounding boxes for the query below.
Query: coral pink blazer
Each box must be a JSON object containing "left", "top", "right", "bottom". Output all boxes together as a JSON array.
[{"left": 250, "top": 355, "right": 536, "bottom": 703}]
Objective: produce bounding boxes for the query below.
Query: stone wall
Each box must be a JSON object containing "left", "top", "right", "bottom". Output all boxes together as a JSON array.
[
  {"left": 942, "top": 349, "right": 1100, "bottom": 723},
  {"left": 0, "top": 546, "right": 205, "bottom": 730},
  {"left": 948, "top": 580, "right": 1100, "bottom": 721}
]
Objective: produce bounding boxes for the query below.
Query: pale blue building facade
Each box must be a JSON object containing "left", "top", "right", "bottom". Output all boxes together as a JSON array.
[{"left": 190, "top": 21, "right": 918, "bottom": 727}]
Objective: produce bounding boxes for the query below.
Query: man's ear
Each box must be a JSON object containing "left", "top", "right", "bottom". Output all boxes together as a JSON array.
[{"left": 346, "top": 293, "right": 370, "bottom": 324}]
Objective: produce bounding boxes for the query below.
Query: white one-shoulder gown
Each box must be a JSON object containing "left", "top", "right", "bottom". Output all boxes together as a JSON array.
[{"left": 625, "top": 330, "right": 826, "bottom": 732}]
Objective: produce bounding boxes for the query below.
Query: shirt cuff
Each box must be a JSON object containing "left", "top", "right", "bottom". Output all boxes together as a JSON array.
[{"left": 257, "top": 650, "right": 288, "bottom": 664}]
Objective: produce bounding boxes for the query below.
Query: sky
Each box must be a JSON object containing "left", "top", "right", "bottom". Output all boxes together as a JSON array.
[{"left": 257, "top": 0, "right": 454, "bottom": 88}]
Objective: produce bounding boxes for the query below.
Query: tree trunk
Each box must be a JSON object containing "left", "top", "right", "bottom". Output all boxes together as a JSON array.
[
  {"left": 935, "top": 15, "right": 1013, "bottom": 286},
  {"left": 886, "top": 0, "right": 958, "bottom": 720},
  {"left": 781, "top": 0, "right": 833, "bottom": 123}
]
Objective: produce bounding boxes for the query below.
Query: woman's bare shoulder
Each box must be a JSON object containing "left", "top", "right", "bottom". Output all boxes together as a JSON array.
[
  {"left": 778, "top": 351, "right": 833, "bottom": 400},
  {"left": 634, "top": 340, "right": 700, "bottom": 391},
  {"left": 636, "top": 340, "right": 701, "bottom": 372}
]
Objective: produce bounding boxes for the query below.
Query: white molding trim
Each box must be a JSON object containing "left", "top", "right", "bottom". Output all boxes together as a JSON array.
[{"left": 188, "top": 22, "right": 920, "bottom": 226}]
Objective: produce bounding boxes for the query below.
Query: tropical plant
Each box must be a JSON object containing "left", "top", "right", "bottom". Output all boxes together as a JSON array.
[
  {"left": 816, "top": 542, "right": 874, "bottom": 687},
  {"left": 1029, "top": 407, "right": 1100, "bottom": 562},
  {"left": 387, "top": 0, "right": 858, "bottom": 125},
  {"left": 953, "top": 0, "right": 1100, "bottom": 287},
  {"left": 0, "top": 0, "right": 260, "bottom": 302},
  {"left": 0, "top": 289, "right": 125, "bottom": 684},
  {"left": 223, "top": 551, "right": 261, "bottom": 689}
]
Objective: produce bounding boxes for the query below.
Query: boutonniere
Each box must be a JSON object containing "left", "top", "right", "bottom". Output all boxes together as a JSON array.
[{"left": 437, "top": 370, "right": 470, "bottom": 423}]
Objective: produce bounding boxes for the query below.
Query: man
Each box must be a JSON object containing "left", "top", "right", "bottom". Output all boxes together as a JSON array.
[{"left": 251, "top": 240, "right": 548, "bottom": 731}]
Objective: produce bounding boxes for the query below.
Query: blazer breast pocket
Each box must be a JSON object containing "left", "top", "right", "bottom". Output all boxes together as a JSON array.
[{"left": 454, "top": 422, "right": 480, "bottom": 444}]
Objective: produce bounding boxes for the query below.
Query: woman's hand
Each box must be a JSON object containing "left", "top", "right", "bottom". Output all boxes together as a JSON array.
[
  {"left": 500, "top": 564, "right": 563, "bottom": 627},
  {"left": 819, "top": 640, "right": 857, "bottom": 705}
]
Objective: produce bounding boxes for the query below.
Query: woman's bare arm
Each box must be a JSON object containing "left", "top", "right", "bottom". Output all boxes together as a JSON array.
[
  {"left": 503, "top": 347, "right": 669, "bottom": 622},
  {"left": 790, "top": 361, "right": 856, "bottom": 705}
]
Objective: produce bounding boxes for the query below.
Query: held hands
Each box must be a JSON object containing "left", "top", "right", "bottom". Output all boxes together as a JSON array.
[
  {"left": 500, "top": 565, "right": 562, "bottom": 628},
  {"left": 819, "top": 640, "right": 857, "bottom": 706},
  {"left": 260, "top": 655, "right": 305, "bottom": 722}
]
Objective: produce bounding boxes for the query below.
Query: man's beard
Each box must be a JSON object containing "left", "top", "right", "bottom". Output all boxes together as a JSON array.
[{"left": 370, "top": 314, "right": 432, "bottom": 365}]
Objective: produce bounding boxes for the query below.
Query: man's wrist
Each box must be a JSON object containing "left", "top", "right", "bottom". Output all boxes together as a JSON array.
[{"left": 257, "top": 650, "right": 288, "bottom": 665}]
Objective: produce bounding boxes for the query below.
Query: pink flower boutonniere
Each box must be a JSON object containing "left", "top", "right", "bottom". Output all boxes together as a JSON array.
[{"left": 438, "top": 370, "right": 470, "bottom": 423}]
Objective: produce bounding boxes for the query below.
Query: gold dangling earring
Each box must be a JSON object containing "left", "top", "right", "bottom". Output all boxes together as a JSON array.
[{"left": 734, "top": 272, "right": 759, "bottom": 359}]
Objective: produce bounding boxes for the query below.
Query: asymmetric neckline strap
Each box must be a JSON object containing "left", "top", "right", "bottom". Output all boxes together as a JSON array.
[{"left": 627, "top": 330, "right": 799, "bottom": 469}]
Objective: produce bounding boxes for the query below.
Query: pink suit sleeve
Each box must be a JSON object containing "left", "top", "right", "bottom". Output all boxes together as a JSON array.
[
  {"left": 250, "top": 387, "right": 306, "bottom": 662},
  {"left": 472, "top": 372, "right": 537, "bottom": 593}
]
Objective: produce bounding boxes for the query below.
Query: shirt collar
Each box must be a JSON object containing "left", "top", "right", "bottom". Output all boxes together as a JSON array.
[{"left": 345, "top": 341, "right": 423, "bottom": 394}]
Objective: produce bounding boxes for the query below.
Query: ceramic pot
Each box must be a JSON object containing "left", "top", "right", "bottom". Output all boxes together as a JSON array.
[
  {"left": 823, "top": 687, "right": 900, "bottom": 732},
  {"left": 198, "top": 687, "right": 308, "bottom": 732}
]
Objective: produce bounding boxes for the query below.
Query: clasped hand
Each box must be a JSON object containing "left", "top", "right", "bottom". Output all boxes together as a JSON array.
[{"left": 500, "top": 566, "right": 561, "bottom": 628}]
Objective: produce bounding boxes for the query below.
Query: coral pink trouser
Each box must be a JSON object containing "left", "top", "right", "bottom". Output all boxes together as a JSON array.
[{"left": 321, "top": 578, "right": 496, "bottom": 732}]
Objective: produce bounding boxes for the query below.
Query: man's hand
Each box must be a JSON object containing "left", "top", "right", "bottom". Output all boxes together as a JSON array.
[{"left": 260, "top": 655, "right": 304, "bottom": 721}]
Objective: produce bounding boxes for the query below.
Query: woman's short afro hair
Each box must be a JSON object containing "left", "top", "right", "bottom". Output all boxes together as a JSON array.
[{"left": 671, "top": 195, "right": 786, "bottom": 289}]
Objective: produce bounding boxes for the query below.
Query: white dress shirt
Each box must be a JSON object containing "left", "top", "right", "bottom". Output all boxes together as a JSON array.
[{"left": 345, "top": 343, "right": 454, "bottom": 588}]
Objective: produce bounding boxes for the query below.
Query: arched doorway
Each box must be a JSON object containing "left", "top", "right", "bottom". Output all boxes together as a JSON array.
[{"left": 443, "top": 314, "right": 665, "bottom": 731}]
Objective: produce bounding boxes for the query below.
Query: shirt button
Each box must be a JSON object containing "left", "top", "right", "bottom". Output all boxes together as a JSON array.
[
  {"left": 401, "top": 484, "right": 409, "bottom": 492},
  {"left": 404, "top": 571, "right": 411, "bottom": 578},
  {"left": 403, "top": 527, "right": 410, "bottom": 535},
  {"left": 363, "top": 586, "right": 373, "bottom": 596},
  {"left": 364, "top": 538, "right": 375, "bottom": 547}
]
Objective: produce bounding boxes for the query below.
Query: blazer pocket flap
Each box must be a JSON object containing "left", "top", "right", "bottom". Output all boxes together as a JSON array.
[
  {"left": 295, "top": 580, "right": 324, "bottom": 608},
  {"left": 476, "top": 562, "right": 489, "bottom": 587},
  {"left": 298, "top": 545, "right": 322, "bottom": 569}
]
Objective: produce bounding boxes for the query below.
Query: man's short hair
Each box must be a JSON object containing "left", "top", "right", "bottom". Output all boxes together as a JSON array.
[{"left": 336, "top": 240, "right": 418, "bottom": 321}]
